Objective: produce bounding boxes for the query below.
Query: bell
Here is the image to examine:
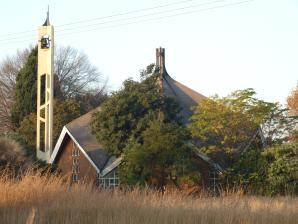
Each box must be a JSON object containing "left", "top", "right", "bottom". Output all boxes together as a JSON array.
[{"left": 41, "top": 36, "right": 50, "bottom": 49}]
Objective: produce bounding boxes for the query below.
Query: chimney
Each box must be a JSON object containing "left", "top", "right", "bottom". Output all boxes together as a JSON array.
[{"left": 156, "top": 47, "right": 167, "bottom": 77}]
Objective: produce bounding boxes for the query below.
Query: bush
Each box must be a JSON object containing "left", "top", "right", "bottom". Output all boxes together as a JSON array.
[
  {"left": 225, "top": 142, "right": 298, "bottom": 196},
  {"left": 0, "top": 137, "right": 31, "bottom": 170},
  {"left": 262, "top": 142, "right": 298, "bottom": 195}
]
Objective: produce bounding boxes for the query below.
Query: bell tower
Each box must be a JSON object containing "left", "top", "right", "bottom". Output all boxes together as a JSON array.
[{"left": 36, "top": 8, "right": 54, "bottom": 162}]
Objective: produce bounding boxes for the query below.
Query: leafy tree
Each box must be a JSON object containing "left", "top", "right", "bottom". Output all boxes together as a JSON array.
[
  {"left": 227, "top": 142, "right": 298, "bottom": 195},
  {"left": 74, "top": 91, "right": 108, "bottom": 113},
  {"left": 18, "top": 100, "right": 83, "bottom": 150},
  {"left": 11, "top": 47, "right": 38, "bottom": 128},
  {"left": 287, "top": 84, "right": 298, "bottom": 140},
  {"left": 189, "top": 88, "right": 296, "bottom": 156},
  {"left": 287, "top": 83, "right": 298, "bottom": 115},
  {"left": 262, "top": 142, "right": 298, "bottom": 195},
  {"left": 120, "top": 120, "right": 197, "bottom": 188},
  {"left": 17, "top": 113, "right": 37, "bottom": 149},
  {"left": 225, "top": 149, "right": 268, "bottom": 194},
  {"left": 91, "top": 69, "right": 180, "bottom": 157},
  {"left": 92, "top": 66, "right": 199, "bottom": 188},
  {"left": 191, "top": 89, "right": 298, "bottom": 195},
  {"left": 52, "top": 99, "right": 84, "bottom": 142}
]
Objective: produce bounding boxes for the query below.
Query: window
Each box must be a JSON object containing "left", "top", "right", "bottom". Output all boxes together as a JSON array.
[
  {"left": 98, "top": 168, "right": 120, "bottom": 188},
  {"left": 72, "top": 173, "right": 78, "bottom": 183},
  {"left": 72, "top": 163, "right": 79, "bottom": 174},
  {"left": 72, "top": 157, "right": 78, "bottom": 165},
  {"left": 72, "top": 142, "right": 80, "bottom": 156},
  {"left": 71, "top": 142, "right": 80, "bottom": 183}
]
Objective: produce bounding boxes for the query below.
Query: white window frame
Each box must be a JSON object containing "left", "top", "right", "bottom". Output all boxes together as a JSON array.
[{"left": 98, "top": 168, "right": 120, "bottom": 188}]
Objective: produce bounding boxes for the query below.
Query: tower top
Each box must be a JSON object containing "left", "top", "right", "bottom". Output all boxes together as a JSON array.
[{"left": 42, "top": 6, "right": 50, "bottom": 26}]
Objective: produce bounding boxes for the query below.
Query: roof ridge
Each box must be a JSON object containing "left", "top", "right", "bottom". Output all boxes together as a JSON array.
[{"left": 66, "top": 106, "right": 101, "bottom": 127}]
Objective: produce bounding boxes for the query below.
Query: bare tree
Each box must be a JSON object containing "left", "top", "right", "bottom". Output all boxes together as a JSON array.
[
  {"left": 55, "top": 46, "right": 105, "bottom": 99},
  {"left": 0, "top": 46, "right": 107, "bottom": 133},
  {"left": 0, "top": 49, "right": 30, "bottom": 133}
]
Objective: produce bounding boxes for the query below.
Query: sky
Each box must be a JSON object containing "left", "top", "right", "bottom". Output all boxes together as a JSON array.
[{"left": 0, "top": 0, "right": 297, "bottom": 105}]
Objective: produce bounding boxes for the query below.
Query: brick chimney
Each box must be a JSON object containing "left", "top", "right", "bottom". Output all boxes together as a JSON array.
[{"left": 156, "top": 47, "right": 168, "bottom": 77}]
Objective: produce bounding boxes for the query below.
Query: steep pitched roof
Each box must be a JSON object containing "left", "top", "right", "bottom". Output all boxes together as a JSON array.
[
  {"left": 156, "top": 47, "right": 206, "bottom": 123},
  {"left": 162, "top": 73, "right": 206, "bottom": 123}
]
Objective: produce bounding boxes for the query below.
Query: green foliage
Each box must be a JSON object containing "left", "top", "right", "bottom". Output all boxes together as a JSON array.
[
  {"left": 262, "top": 142, "right": 298, "bottom": 195},
  {"left": 10, "top": 46, "right": 106, "bottom": 130},
  {"left": 226, "top": 142, "right": 298, "bottom": 195},
  {"left": 74, "top": 92, "right": 108, "bottom": 113},
  {"left": 189, "top": 88, "right": 296, "bottom": 155},
  {"left": 18, "top": 100, "right": 83, "bottom": 151},
  {"left": 11, "top": 47, "right": 38, "bottom": 128},
  {"left": 226, "top": 149, "right": 267, "bottom": 194},
  {"left": 189, "top": 88, "right": 297, "bottom": 195},
  {"left": 91, "top": 70, "right": 180, "bottom": 157},
  {"left": 120, "top": 120, "right": 195, "bottom": 188},
  {"left": 92, "top": 66, "right": 199, "bottom": 188},
  {"left": 52, "top": 99, "right": 84, "bottom": 142},
  {"left": 17, "top": 113, "right": 37, "bottom": 149}
]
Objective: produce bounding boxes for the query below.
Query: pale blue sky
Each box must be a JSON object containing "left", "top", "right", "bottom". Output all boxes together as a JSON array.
[{"left": 0, "top": 0, "right": 297, "bottom": 105}]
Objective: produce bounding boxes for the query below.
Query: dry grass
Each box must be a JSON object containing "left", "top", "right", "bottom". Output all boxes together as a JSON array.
[{"left": 0, "top": 170, "right": 297, "bottom": 224}]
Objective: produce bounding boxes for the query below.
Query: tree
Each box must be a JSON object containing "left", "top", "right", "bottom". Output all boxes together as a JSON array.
[
  {"left": 190, "top": 89, "right": 298, "bottom": 195},
  {"left": 54, "top": 46, "right": 106, "bottom": 99},
  {"left": 262, "top": 142, "right": 298, "bottom": 195},
  {"left": 120, "top": 120, "right": 197, "bottom": 188},
  {"left": 74, "top": 91, "right": 108, "bottom": 113},
  {"left": 287, "top": 84, "right": 298, "bottom": 141},
  {"left": 287, "top": 83, "right": 298, "bottom": 115},
  {"left": 189, "top": 88, "right": 296, "bottom": 156},
  {"left": 18, "top": 99, "right": 83, "bottom": 150},
  {"left": 52, "top": 99, "right": 83, "bottom": 142},
  {"left": 226, "top": 142, "right": 298, "bottom": 196},
  {"left": 91, "top": 69, "right": 180, "bottom": 157},
  {"left": 0, "top": 137, "right": 31, "bottom": 170},
  {"left": 0, "top": 49, "right": 29, "bottom": 133},
  {"left": 226, "top": 148, "right": 268, "bottom": 194},
  {"left": 10, "top": 47, "right": 38, "bottom": 128},
  {"left": 0, "top": 46, "right": 106, "bottom": 130},
  {"left": 91, "top": 66, "right": 198, "bottom": 188}
]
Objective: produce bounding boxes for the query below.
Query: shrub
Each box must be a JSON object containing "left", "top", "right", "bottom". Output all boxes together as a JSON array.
[{"left": 0, "top": 137, "right": 31, "bottom": 170}]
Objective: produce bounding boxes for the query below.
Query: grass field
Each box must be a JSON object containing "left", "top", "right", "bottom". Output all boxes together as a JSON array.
[{"left": 0, "top": 170, "right": 297, "bottom": 224}]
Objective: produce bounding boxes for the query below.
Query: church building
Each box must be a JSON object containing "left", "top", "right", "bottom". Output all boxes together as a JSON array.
[
  {"left": 37, "top": 13, "right": 264, "bottom": 189},
  {"left": 49, "top": 47, "right": 212, "bottom": 187}
]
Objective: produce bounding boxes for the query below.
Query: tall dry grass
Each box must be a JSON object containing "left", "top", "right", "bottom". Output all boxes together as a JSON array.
[{"left": 0, "top": 169, "right": 297, "bottom": 224}]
